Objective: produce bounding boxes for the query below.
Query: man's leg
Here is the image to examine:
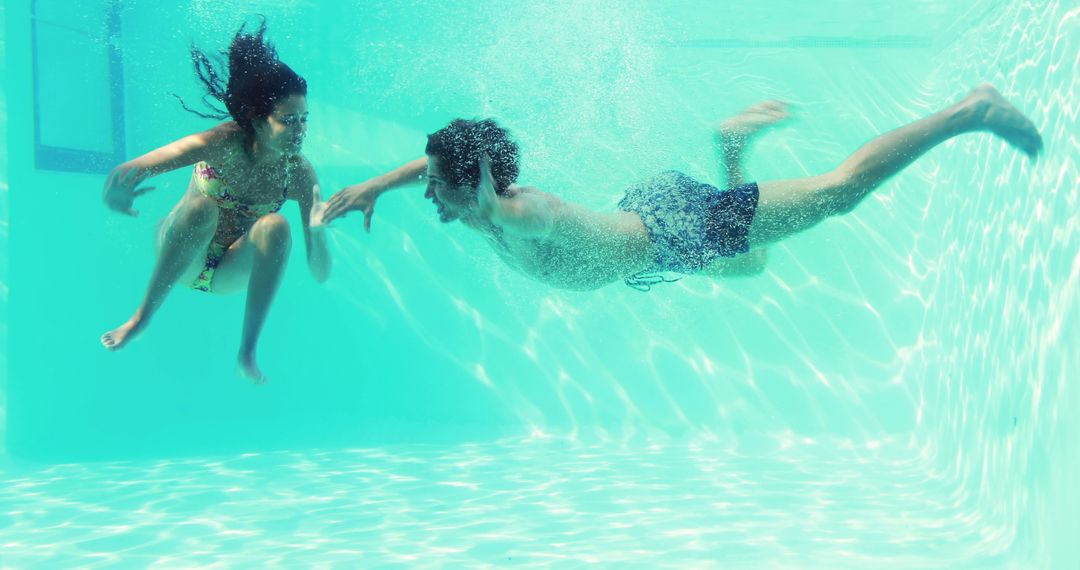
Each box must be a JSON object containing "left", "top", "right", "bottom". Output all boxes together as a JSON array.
[
  {"left": 715, "top": 100, "right": 790, "bottom": 188},
  {"left": 748, "top": 84, "right": 1042, "bottom": 247},
  {"left": 702, "top": 100, "right": 789, "bottom": 279}
]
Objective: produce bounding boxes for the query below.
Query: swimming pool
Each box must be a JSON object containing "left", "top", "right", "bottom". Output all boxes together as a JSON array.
[{"left": 2, "top": 0, "right": 1077, "bottom": 567}]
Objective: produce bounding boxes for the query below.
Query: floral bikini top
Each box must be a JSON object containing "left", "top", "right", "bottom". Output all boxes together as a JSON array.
[
  {"left": 188, "top": 161, "right": 289, "bottom": 293},
  {"left": 194, "top": 161, "right": 287, "bottom": 218}
]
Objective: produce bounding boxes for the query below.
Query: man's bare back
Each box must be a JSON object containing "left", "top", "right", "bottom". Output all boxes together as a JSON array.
[{"left": 462, "top": 185, "right": 654, "bottom": 290}]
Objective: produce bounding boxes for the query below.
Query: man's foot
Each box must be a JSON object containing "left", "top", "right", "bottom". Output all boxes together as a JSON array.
[
  {"left": 101, "top": 316, "right": 145, "bottom": 351},
  {"left": 716, "top": 100, "right": 791, "bottom": 147},
  {"left": 965, "top": 84, "right": 1043, "bottom": 158},
  {"left": 238, "top": 351, "right": 268, "bottom": 385}
]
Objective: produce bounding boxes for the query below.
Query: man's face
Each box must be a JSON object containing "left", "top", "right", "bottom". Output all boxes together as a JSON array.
[{"left": 425, "top": 155, "right": 474, "bottom": 223}]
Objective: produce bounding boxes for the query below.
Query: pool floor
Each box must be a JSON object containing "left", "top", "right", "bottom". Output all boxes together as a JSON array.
[{"left": 1, "top": 437, "right": 1012, "bottom": 568}]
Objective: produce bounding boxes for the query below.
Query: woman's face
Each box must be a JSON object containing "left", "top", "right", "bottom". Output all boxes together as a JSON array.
[{"left": 256, "top": 94, "right": 308, "bottom": 155}]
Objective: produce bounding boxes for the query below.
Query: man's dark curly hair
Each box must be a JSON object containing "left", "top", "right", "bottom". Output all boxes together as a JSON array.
[{"left": 425, "top": 119, "right": 520, "bottom": 195}]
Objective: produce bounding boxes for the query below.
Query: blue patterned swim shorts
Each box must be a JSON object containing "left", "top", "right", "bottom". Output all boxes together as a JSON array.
[{"left": 617, "top": 171, "right": 759, "bottom": 290}]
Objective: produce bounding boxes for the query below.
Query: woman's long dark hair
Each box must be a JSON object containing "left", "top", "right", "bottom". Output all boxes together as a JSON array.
[{"left": 177, "top": 18, "right": 307, "bottom": 154}]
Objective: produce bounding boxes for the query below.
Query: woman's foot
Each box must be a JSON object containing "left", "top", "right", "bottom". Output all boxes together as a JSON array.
[
  {"left": 238, "top": 350, "right": 268, "bottom": 384},
  {"left": 964, "top": 84, "right": 1043, "bottom": 158},
  {"left": 716, "top": 100, "right": 791, "bottom": 147},
  {"left": 101, "top": 316, "right": 145, "bottom": 350}
]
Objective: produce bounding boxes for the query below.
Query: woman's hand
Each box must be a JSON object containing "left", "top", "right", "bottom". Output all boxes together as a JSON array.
[
  {"left": 322, "top": 182, "right": 383, "bottom": 231},
  {"left": 102, "top": 164, "right": 155, "bottom": 216},
  {"left": 308, "top": 184, "right": 329, "bottom": 229}
]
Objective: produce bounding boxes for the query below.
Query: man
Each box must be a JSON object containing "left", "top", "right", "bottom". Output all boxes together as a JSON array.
[{"left": 320, "top": 85, "right": 1041, "bottom": 291}]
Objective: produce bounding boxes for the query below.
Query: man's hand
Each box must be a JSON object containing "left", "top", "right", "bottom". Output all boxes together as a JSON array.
[
  {"left": 474, "top": 154, "right": 499, "bottom": 221},
  {"left": 322, "top": 182, "right": 382, "bottom": 231}
]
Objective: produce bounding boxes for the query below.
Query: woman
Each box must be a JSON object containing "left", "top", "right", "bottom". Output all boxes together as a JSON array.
[{"left": 101, "top": 20, "right": 330, "bottom": 383}]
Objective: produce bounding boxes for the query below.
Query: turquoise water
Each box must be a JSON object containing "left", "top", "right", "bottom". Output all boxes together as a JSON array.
[{"left": 2, "top": 0, "right": 1078, "bottom": 567}]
